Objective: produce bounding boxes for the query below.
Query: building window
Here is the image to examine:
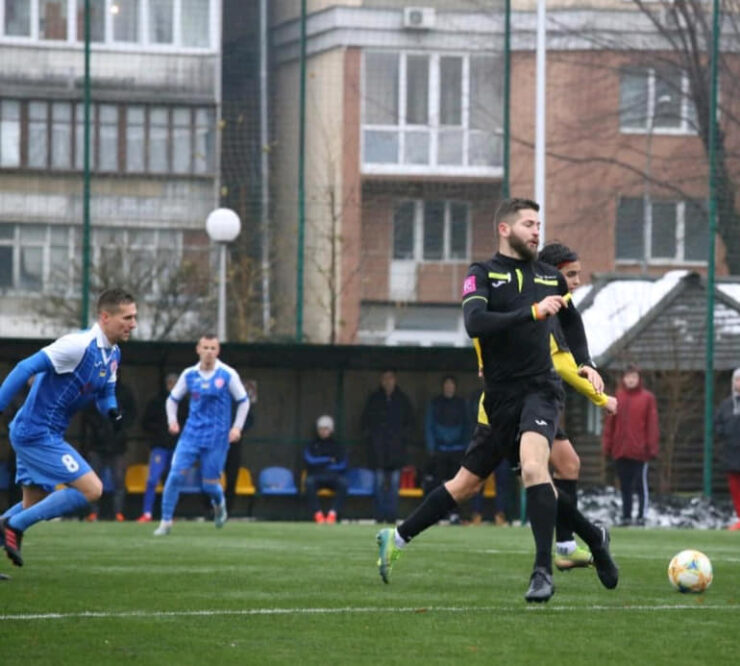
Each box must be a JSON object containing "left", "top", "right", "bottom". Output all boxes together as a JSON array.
[
  {"left": 51, "top": 101, "right": 72, "bottom": 169},
  {"left": 4, "top": 0, "right": 213, "bottom": 48},
  {"left": 0, "top": 223, "right": 200, "bottom": 295},
  {"left": 0, "top": 98, "right": 215, "bottom": 176},
  {"left": 0, "top": 223, "right": 76, "bottom": 292},
  {"left": 616, "top": 197, "right": 707, "bottom": 264},
  {"left": 98, "top": 104, "right": 118, "bottom": 171},
  {"left": 39, "top": 0, "right": 67, "bottom": 40},
  {"left": 28, "top": 101, "right": 49, "bottom": 168},
  {"left": 75, "top": 0, "right": 104, "bottom": 42},
  {"left": 392, "top": 200, "right": 470, "bottom": 262},
  {"left": 619, "top": 66, "right": 697, "bottom": 134},
  {"left": 181, "top": 0, "right": 209, "bottom": 48},
  {"left": 125, "top": 105, "right": 145, "bottom": 172},
  {"left": 149, "top": 0, "right": 173, "bottom": 44},
  {"left": 0, "top": 100, "right": 21, "bottom": 167},
  {"left": 363, "top": 51, "right": 502, "bottom": 174},
  {"left": 5, "top": 0, "right": 31, "bottom": 37}
]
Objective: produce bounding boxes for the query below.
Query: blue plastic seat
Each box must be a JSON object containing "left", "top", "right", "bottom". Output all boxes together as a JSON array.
[
  {"left": 347, "top": 467, "right": 374, "bottom": 497},
  {"left": 258, "top": 466, "right": 298, "bottom": 495}
]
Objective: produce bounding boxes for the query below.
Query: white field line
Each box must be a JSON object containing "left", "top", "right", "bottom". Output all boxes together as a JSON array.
[{"left": 2, "top": 604, "right": 740, "bottom": 622}]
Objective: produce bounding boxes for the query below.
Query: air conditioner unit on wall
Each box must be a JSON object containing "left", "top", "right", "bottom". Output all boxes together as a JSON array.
[{"left": 403, "top": 7, "right": 435, "bottom": 31}]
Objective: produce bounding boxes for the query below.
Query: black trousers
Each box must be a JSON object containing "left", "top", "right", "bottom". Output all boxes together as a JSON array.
[{"left": 615, "top": 458, "right": 648, "bottom": 520}]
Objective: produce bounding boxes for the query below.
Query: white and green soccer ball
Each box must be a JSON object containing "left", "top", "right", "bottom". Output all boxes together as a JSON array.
[{"left": 668, "top": 549, "right": 713, "bottom": 593}]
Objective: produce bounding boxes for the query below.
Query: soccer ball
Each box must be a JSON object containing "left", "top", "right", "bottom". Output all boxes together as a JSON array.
[{"left": 667, "top": 549, "right": 713, "bottom": 593}]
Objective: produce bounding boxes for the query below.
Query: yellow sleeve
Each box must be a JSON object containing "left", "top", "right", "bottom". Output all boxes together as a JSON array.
[
  {"left": 551, "top": 346, "right": 608, "bottom": 407},
  {"left": 473, "top": 338, "right": 484, "bottom": 375}
]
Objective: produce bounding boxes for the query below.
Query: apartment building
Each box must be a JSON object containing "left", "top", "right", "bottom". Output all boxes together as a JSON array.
[
  {"left": 0, "top": 0, "right": 223, "bottom": 338},
  {"left": 268, "top": 0, "right": 730, "bottom": 345}
]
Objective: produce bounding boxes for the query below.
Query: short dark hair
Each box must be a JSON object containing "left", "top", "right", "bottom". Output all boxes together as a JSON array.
[
  {"left": 442, "top": 374, "right": 457, "bottom": 386},
  {"left": 538, "top": 242, "right": 579, "bottom": 268},
  {"left": 97, "top": 288, "right": 135, "bottom": 314},
  {"left": 200, "top": 333, "right": 219, "bottom": 341},
  {"left": 495, "top": 198, "right": 540, "bottom": 226}
]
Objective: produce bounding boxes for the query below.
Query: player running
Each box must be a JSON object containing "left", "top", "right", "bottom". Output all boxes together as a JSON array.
[
  {"left": 0, "top": 288, "right": 137, "bottom": 567},
  {"left": 153, "top": 335, "right": 249, "bottom": 536}
]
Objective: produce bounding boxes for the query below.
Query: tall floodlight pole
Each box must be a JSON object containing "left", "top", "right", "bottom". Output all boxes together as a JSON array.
[
  {"left": 81, "top": 0, "right": 92, "bottom": 329},
  {"left": 534, "top": 0, "right": 547, "bottom": 246},
  {"left": 296, "top": 0, "right": 307, "bottom": 341},
  {"left": 259, "top": 0, "right": 271, "bottom": 335},
  {"left": 703, "top": 0, "right": 720, "bottom": 498}
]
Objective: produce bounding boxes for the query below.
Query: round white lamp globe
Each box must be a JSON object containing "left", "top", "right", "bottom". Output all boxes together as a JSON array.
[{"left": 206, "top": 208, "right": 241, "bottom": 243}]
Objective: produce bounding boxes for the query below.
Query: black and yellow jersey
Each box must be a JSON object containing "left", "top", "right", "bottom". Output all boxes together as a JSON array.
[{"left": 462, "top": 252, "right": 592, "bottom": 390}]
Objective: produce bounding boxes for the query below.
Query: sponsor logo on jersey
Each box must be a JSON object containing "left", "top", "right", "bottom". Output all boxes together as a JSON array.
[{"left": 462, "top": 276, "right": 477, "bottom": 296}]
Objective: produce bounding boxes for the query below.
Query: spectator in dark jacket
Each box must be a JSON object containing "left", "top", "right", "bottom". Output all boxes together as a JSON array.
[
  {"left": 361, "top": 370, "right": 414, "bottom": 524},
  {"left": 602, "top": 364, "right": 660, "bottom": 526},
  {"left": 303, "top": 415, "right": 348, "bottom": 523},
  {"left": 136, "top": 373, "right": 179, "bottom": 523},
  {"left": 714, "top": 367, "right": 740, "bottom": 531},
  {"left": 424, "top": 376, "right": 468, "bottom": 523},
  {"left": 83, "top": 377, "right": 137, "bottom": 521}
]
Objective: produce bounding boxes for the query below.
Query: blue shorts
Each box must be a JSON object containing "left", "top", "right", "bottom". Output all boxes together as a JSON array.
[
  {"left": 170, "top": 439, "right": 229, "bottom": 480},
  {"left": 11, "top": 432, "right": 92, "bottom": 493}
]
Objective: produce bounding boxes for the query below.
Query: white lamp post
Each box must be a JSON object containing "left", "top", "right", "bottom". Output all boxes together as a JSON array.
[{"left": 206, "top": 208, "right": 241, "bottom": 342}]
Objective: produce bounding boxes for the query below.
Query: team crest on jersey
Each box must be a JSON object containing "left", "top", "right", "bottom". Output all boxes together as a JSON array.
[{"left": 215, "top": 378, "right": 225, "bottom": 389}]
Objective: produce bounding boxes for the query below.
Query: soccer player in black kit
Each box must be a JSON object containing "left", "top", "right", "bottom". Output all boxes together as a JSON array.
[{"left": 376, "top": 198, "right": 618, "bottom": 602}]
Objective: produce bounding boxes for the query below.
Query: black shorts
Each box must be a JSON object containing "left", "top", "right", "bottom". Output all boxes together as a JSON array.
[
  {"left": 555, "top": 427, "right": 568, "bottom": 441},
  {"left": 461, "top": 374, "right": 563, "bottom": 480}
]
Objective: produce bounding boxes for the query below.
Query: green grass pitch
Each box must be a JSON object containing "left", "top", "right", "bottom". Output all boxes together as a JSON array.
[{"left": 1, "top": 520, "right": 738, "bottom": 665}]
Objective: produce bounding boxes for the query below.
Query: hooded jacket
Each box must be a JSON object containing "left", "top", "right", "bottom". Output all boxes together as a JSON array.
[
  {"left": 602, "top": 371, "right": 660, "bottom": 462},
  {"left": 714, "top": 367, "right": 740, "bottom": 472}
]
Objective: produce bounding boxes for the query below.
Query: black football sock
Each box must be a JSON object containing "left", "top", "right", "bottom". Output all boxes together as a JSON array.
[
  {"left": 397, "top": 485, "right": 457, "bottom": 543},
  {"left": 526, "top": 483, "right": 557, "bottom": 573},
  {"left": 556, "top": 490, "right": 602, "bottom": 549},
  {"left": 553, "top": 478, "right": 577, "bottom": 543}
]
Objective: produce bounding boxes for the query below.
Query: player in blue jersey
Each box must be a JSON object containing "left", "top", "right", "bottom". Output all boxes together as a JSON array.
[
  {"left": 0, "top": 288, "right": 137, "bottom": 567},
  {"left": 153, "top": 335, "right": 249, "bottom": 535}
]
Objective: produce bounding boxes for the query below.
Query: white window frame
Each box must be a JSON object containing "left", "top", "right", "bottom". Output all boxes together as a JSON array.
[
  {"left": 0, "top": 0, "right": 217, "bottom": 52},
  {"left": 619, "top": 66, "right": 697, "bottom": 136},
  {"left": 362, "top": 50, "right": 502, "bottom": 177},
  {"left": 0, "top": 223, "right": 76, "bottom": 293},
  {"left": 615, "top": 197, "right": 707, "bottom": 266},
  {"left": 393, "top": 199, "right": 471, "bottom": 264}
]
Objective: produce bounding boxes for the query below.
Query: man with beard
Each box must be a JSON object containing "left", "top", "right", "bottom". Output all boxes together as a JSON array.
[{"left": 376, "top": 198, "right": 618, "bottom": 603}]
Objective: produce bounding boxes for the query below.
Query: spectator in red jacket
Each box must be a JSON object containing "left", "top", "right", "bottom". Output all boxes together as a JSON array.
[{"left": 602, "top": 364, "right": 660, "bottom": 526}]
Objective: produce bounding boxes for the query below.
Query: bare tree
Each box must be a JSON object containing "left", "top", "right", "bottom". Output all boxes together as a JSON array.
[
  {"left": 35, "top": 250, "right": 214, "bottom": 341},
  {"left": 544, "top": 0, "right": 740, "bottom": 272}
]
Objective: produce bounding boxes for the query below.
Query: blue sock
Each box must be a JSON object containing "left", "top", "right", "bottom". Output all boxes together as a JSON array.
[
  {"left": 202, "top": 481, "right": 224, "bottom": 507},
  {"left": 1, "top": 502, "right": 24, "bottom": 520},
  {"left": 161, "top": 471, "right": 186, "bottom": 522},
  {"left": 9, "top": 488, "right": 89, "bottom": 532}
]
